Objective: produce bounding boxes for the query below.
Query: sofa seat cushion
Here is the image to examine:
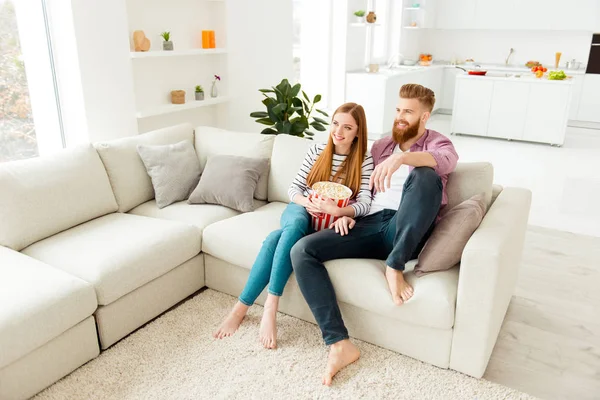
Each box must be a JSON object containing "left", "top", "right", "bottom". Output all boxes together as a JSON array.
[
  {"left": 0, "top": 247, "right": 97, "bottom": 369},
  {"left": 21, "top": 213, "right": 201, "bottom": 306},
  {"left": 202, "top": 201, "right": 458, "bottom": 330},
  {"left": 202, "top": 202, "right": 287, "bottom": 268},
  {"left": 128, "top": 200, "right": 242, "bottom": 246}
]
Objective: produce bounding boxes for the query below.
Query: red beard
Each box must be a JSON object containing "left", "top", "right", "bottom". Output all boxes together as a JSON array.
[{"left": 392, "top": 118, "right": 420, "bottom": 145}]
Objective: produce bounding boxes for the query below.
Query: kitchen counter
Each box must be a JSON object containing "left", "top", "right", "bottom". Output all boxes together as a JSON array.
[{"left": 456, "top": 73, "right": 575, "bottom": 85}]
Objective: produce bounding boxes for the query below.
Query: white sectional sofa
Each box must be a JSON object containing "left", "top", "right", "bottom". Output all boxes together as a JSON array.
[{"left": 0, "top": 123, "right": 531, "bottom": 399}]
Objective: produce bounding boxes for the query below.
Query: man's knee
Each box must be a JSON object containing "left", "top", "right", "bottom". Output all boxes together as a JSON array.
[
  {"left": 406, "top": 167, "right": 441, "bottom": 190},
  {"left": 290, "top": 238, "right": 310, "bottom": 271}
]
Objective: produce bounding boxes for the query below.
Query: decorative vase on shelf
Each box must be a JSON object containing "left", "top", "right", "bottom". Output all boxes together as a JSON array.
[
  {"left": 211, "top": 74, "right": 221, "bottom": 98},
  {"left": 366, "top": 11, "right": 377, "bottom": 23}
]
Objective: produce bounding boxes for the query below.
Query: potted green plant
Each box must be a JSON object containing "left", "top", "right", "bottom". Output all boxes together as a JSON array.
[
  {"left": 195, "top": 85, "right": 204, "bottom": 101},
  {"left": 160, "top": 31, "right": 173, "bottom": 51},
  {"left": 249, "top": 79, "right": 329, "bottom": 140},
  {"left": 354, "top": 10, "right": 366, "bottom": 23}
]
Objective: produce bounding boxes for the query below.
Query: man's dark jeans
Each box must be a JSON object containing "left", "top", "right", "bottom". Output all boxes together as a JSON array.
[{"left": 291, "top": 167, "right": 443, "bottom": 345}]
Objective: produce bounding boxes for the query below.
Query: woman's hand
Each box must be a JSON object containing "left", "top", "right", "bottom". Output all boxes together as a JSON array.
[
  {"left": 308, "top": 195, "right": 339, "bottom": 217},
  {"left": 329, "top": 216, "right": 356, "bottom": 236}
]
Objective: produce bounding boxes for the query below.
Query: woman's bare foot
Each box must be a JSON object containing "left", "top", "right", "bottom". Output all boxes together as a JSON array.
[
  {"left": 259, "top": 294, "right": 279, "bottom": 349},
  {"left": 385, "top": 266, "right": 414, "bottom": 306},
  {"left": 322, "top": 339, "right": 360, "bottom": 386},
  {"left": 213, "top": 301, "right": 249, "bottom": 339}
]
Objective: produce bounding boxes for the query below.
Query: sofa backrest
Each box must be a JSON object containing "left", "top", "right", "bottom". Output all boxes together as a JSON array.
[
  {"left": 444, "top": 162, "right": 494, "bottom": 213},
  {"left": 0, "top": 145, "right": 118, "bottom": 251},
  {"left": 95, "top": 123, "right": 194, "bottom": 213},
  {"left": 268, "top": 134, "right": 314, "bottom": 203},
  {"left": 194, "top": 126, "right": 275, "bottom": 201}
]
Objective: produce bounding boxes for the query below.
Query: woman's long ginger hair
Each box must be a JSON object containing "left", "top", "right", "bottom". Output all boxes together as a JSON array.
[{"left": 306, "top": 102, "right": 368, "bottom": 199}]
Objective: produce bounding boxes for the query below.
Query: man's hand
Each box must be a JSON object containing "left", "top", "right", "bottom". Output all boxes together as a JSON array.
[
  {"left": 329, "top": 216, "right": 355, "bottom": 236},
  {"left": 369, "top": 153, "right": 404, "bottom": 193}
]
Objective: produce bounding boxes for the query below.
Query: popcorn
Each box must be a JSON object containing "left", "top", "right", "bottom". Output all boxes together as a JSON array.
[{"left": 309, "top": 182, "right": 352, "bottom": 231}]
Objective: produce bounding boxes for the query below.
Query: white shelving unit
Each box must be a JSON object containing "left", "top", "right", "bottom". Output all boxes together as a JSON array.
[
  {"left": 349, "top": 22, "right": 382, "bottom": 27},
  {"left": 136, "top": 96, "right": 230, "bottom": 118},
  {"left": 126, "top": 0, "right": 228, "bottom": 124},
  {"left": 404, "top": 7, "right": 422, "bottom": 10},
  {"left": 130, "top": 48, "right": 227, "bottom": 59},
  {"left": 403, "top": 26, "right": 420, "bottom": 29}
]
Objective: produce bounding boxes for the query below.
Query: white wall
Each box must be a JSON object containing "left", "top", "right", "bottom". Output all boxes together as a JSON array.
[
  {"left": 68, "top": 0, "right": 138, "bottom": 142},
  {"left": 224, "top": 0, "right": 293, "bottom": 133},
  {"left": 420, "top": 30, "right": 594, "bottom": 67}
]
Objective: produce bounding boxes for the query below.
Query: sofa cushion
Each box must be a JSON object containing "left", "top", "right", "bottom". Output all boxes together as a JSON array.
[
  {"left": 202, "top": 201, "right": 458, "bottom": 330},
  {"left": 95, "top": 123, "right": 194, "bottom": 213},
  {"left": 194, "top": 126, "right": 275, "bottom": 201},
  {"left": 188, "top": 155, "right": 270, "bottom": 213},
  {"left": 21, "top": 213, "right": 201, "bottom": 306},
  {"left": 128, "top": 200, "right": 242, "bottom": 246},
  {"left": 203, "top": 202, "right": 287, "bottom": 268},
  {"left": 414, "top": 193, "right": 487, "bottom": 277},
  {"left": 268, "top": 135, "right": 314, "bottom": 203},
  {"left": 0, "top": 145, "right": 118, "bottom": 251},
  {"left": 0, "top": 247, "right": 97, "bottom": 369},
  {"left": 444, "top": 162, "right": 494, "bottom": 215},
  {"left": 137, "top": 139, "right": 202, "bottom": 209}
]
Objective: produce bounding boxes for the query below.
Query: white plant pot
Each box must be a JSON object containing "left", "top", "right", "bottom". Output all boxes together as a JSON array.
[{"left": 355, "top": 16, "right": 365, "bottom": 23}]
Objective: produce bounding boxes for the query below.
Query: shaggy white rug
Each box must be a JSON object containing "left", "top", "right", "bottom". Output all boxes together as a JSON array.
[{"left": 34, "top": 290, "right": 537, "bottom": 400}]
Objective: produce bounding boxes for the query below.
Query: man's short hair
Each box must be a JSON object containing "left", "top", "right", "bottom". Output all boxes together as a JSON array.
[{"left": 399, "top": 83, "right": 435, "bottom": 112}]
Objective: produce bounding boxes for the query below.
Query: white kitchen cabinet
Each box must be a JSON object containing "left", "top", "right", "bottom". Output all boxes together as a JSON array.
[
  {"left": 441, "top": 68, "right": 459, "bottom": 110},
  {"left": 435, "top": 0, "right": 476, "bottom": 29},
  {"left": 452, "top": 75, "right": 572, "bottom": 145},
  {"left": 487, "top": 81, "right": 530, "bottom": 140},
  {"left": 451, "top": 78, "right": 494, "bottom": 135},
  {"left": 577, "top": 75, "right": 600, "bottom": 123},
  {"left": 440, "top": 0, "right": 596, "bottom": 31},
  {"left": 568, "top": 75, "right": 584, "bottom": 121},
  {"left": 523, "top": 84, "right": 572, "bottom": 145}
]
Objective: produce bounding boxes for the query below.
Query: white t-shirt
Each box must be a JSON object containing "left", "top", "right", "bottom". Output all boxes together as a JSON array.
[{"left": 368, "top": 145, "right": 410, "bottom": 215}]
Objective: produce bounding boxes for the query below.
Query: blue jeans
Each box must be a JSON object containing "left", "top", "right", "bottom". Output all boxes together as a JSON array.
[
  {"left": 291, "top": 167, "right": 443, "bottom": 345},
  {"left": 238, "top": 202, "right": 312, "bottom": 306}
]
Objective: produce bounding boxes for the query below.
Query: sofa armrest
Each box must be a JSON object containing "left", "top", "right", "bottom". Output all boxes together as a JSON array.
[{"left": 449, "top": 187, "right": 532, "bottom": 378}]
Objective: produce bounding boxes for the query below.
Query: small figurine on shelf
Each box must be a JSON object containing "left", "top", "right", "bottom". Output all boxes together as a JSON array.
[
  {"left": 161, "top": 31, "right": 173, "bottom": 51},
  {"left": 353, "top": 10, "right": 365, "bottom": 23},
  {"left": 195, "top": 85, "right": 204, "bottom": 101},
  {"left": 133, "top": 30, "right": 150, "bottom": 52},
  {"left": 211, "top": 75, "right": 221, "bottom": 98}
]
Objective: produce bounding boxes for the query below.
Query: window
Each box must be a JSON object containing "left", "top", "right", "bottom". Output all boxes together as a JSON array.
[{"left": 0, "top": 0, "right": 63, "bottom": 164}]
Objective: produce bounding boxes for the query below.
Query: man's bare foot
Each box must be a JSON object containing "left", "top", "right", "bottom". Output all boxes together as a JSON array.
[
  {"left": 213, "top": 301, "right": 249, "bottom": 339},
  {"left": 322, "top": 339, "right": 360, "bottom": 386},
  {"left": 259, "top": 294, "right": 279, "bottom": 349},
  {"left": 385, "top": 266, "right": 414, "bottom": 306}
]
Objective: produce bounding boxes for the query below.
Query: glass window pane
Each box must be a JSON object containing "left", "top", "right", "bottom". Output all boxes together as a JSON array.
[{"left": 0, "top": 0, "right": 38, "bottom": 163}]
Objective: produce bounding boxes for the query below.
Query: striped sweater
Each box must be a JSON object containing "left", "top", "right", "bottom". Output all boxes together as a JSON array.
[{"left": 288, "top": 144, "right": 374, "bottom": 218}]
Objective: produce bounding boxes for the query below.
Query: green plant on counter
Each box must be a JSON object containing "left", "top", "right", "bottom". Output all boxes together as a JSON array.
[
  {"left": 160, "top": 31, "right": 171, "bottom": 42},
  {"left": 250, "top": 79, "right": 329, "bottom": 139},
  {"left": 195, "top": 85, "right": 204, "bottom": 93},
  {"left": 354, "top": 10, "right": 366, "bottom": 17}
]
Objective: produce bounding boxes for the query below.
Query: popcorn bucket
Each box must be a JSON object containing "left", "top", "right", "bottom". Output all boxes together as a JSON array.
[{"left": 309, "top": 182, "right": 352, "bottom": 231}]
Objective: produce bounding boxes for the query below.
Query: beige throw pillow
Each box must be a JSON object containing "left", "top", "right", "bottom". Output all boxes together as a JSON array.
[
  {"left": 137, "top": 140, "right": 202, "bottom": 209},
  {"left": 188, "top": 155, "right": 269, "bottom": 213},
  {"left": 414, "top": 193, "right": 487, "bottom": 277}
]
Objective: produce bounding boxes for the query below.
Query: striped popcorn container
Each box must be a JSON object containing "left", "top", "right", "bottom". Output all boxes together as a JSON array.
[{"left": 309, "top": 182, "right": 352, "bottom": 232}]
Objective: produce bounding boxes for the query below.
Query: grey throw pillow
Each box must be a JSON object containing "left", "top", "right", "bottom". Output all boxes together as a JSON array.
[
  {"left": 188, "top": 155, "right": 269, "bottom": 212},
  {"left": 414, "top": 193, "right": 487, "bottom": 277},
  {"left": 137, "top": 140, "right": 201, "bottom": 209}
]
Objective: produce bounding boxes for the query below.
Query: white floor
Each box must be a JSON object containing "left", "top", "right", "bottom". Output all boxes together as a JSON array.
[{"left": 422, "top": 114, "right": 600, "bottom": 238}]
